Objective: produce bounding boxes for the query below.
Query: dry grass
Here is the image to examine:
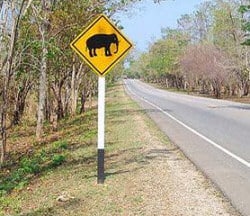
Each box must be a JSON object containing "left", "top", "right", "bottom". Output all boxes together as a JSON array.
[{"left": 0, "top": 82, "right": 240, "bottom": 216}]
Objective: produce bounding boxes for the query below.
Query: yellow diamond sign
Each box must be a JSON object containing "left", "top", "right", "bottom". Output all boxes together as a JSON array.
[{"left": 70, "top": 14, "right": 133, "bottom": 76}]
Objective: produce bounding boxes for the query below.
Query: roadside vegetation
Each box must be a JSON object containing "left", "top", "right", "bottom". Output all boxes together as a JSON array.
[
  {"left": 0, "top": 0, "right": 171, "bottom": 214},
  {"left": 126, "top": 0, "right": 250, "bottom": 100},
  {"left": 0, "top": 0, "right": 168, "bottom": 168},
  {"left": 0, "top": 83, "right": 240, "bottom": 216}
]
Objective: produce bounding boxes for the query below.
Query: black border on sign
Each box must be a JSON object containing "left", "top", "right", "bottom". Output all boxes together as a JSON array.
[{"left": 71, "top": 14, "right": 133, "bottom": 76}]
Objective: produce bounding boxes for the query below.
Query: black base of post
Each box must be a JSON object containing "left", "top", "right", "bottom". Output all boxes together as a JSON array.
[{"left": 97, "top": 149, "right": 105, "bottom": 184}]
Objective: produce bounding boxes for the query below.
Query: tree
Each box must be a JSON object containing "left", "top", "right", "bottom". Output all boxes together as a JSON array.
[
  {"left": 131, "top": 28, "right": 188, "bottom": 87},
  {"left": 180, "top": 44, "right": 230, "bottom": 98},
  {"left": 239, "top": 1, "right": 250, "bottom": 45},
  {"left": 212, "top": 0, "right": 249, "bottom": 97},
  {"left": 177, "top": 1, "right": 214, "bottom": 43},
  {"left": 31, "top": 0, "right": 53, "bottom": 139},
  {"left": 0, "top": 0, "right": 169, "bottom": 165},
  {"left": 0, "top": 0, "right": 33, "bottom": 164}
]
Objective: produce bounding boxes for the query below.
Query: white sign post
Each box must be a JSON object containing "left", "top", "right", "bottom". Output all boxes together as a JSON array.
[
  {"left": 97, "top": 76, "right": 105, "bottom": 184},
  {"left": 70, "top": 14, "right": 132, "bottom": 184}
]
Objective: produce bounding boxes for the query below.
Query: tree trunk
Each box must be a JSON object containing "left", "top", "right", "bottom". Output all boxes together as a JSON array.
[
  {"left": 36, "top": 0, "right": 51, "bottom": 140},
  {"left": 36, "top": 22, "right": 48, "bottom": 139},
  {"left": 243, "top": 81, "right": 249, "bottom": 96},
  {"left": 70, "top": 61, "right": 83, "bottom": 116},
  {"left": 0, "top": 89, "right": 7, "bottom": 164},
  {"left": 211, "top": 79, "right": 221, "bottom": 98},
  {"left": 0, "top": 1, "right": 26, "bottom": 164},
  {"left": 80, "top": 90, "right": 86, "bottom": 114},
  {"left": 57, "top": 95, "right": 64, "bottom": 120},
  {"left": 13, "top": 82, "right": 31, "bottom": 125},
  {"left": 0, "top": 60, "right": 9, "bottom": 165},
  {"left": 70, "top": 59, "right": 77, "bottom": 115}
]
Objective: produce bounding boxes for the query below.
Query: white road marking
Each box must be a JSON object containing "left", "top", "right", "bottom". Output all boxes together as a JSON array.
[{"left": 125, "top": 81, "right": 250, "bottom": 168}]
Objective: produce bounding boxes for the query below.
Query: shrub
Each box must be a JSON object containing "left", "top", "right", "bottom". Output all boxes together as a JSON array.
[
  {"left": 51, "top": 154, "right": 66, "bottom": 167},
  {"left": 20, "top": 158, "right": 41, "bottom": 174},
  {"left": 53, "top": 140, "right": 68, "bottom": 150}
]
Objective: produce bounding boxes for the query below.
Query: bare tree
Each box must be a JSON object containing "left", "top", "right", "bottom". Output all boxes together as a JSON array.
[{"left": 180, "top": 44, "right": 230, "bottom": 98}]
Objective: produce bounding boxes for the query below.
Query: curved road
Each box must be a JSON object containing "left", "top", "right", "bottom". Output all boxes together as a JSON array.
[{"left": 124, "top": 79, "right": 250, "bottom": 216}]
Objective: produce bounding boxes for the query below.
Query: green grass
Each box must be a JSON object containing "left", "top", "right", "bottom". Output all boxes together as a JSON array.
[
  {"left": 0, "top": 106, "right": 98, "bottom": 211},
  {"left": 0, "top": 143, "right": 68, "bottom": 195}
]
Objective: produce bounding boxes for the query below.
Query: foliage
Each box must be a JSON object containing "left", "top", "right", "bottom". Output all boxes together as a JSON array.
[
  {"left": 128, "top": 28, "right": 189, "bottom": 88},
  {"left": 53, "top": 140, "right": 68, "bottom": 150},
  {"left": 51, "top": 154, "right": 66, "bottom": 167},
  {"left": 239, "top": 2, "right": 250, "bottom": 45},
  {"left": 127, "top": 0, "right": 250, "bottom": 98},
  {"left": 0, "top": 143, "right": 68, "bottom": 195},
  {"left": 0, "top": 0, "right": 165, "bottom": 165}
]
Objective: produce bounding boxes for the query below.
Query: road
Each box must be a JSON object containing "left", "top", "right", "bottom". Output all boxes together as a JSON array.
[{"left": 124, "top": 79, "right": 250, "bottom": 216}]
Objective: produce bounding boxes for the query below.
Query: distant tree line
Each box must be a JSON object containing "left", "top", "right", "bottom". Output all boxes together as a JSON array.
[{"left": 127, "top": 0, "right": 250, "bottom": 99}]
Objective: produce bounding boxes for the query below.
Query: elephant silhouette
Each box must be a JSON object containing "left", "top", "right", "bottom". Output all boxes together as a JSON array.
[{"left": 86, "top": 33, "right": 119, "bottom": 57}]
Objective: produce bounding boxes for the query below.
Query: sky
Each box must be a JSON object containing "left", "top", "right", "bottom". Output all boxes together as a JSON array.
[{"left": 117, "top": 0, "right": 206, "bottom": 51}]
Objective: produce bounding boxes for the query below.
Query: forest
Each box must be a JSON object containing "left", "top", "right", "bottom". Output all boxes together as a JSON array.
[
  {"left": 127, "top": 0, "right": 250, "bottom": 99},
  {"left": 0, "top": 0, "right": 154, "bottom": 167},
  {"left": 0, "top": 0, "right": 249, "bottom": 199}
]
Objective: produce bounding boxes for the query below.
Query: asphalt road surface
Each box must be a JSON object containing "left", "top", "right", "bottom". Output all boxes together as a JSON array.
[{"left": 124, "top": 79, "right": 250, "bottom": 216}]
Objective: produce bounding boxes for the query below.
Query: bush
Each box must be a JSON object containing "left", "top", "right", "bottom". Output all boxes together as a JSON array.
[
  {"left": 53, "top": 140, "right": 68, "bottom": 150},
  {"left": 51, "top": 154, "right": 66, "bottom": 167},
  {"left": 20, "top": 158, "right": 41, "bottom": 174}
]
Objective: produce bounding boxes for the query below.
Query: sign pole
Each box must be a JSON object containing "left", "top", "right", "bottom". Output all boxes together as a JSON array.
[
  {"left": 97, "top": 76, "right": 105, "bottom": 184},
  {"left": 70, "top": 14, "right": 132, "bottom": 184}
]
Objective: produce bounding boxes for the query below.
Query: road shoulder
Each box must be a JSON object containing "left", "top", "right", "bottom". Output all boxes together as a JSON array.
[{"left": 121, "top": 82, "right": 240, "bottom": 216}]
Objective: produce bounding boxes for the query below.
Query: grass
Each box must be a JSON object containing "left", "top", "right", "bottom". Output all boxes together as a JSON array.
[
  {"left": 0, "top": 105, "right": 98, "bottom": 215},
  {"left": 0, "top": 110, "right": 98, "bottom": 196},
  {"left": 0, "top": 82, "right": 171, "bottom": 216}
]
